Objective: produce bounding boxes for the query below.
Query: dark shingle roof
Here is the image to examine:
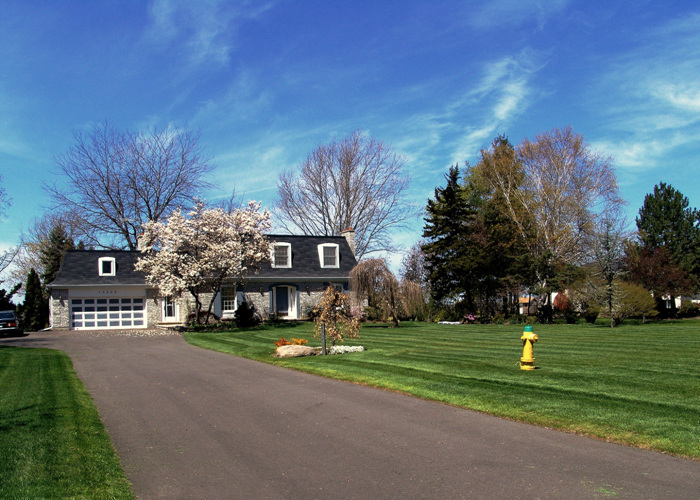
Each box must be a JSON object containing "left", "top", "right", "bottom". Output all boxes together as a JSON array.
[
  {"left": 49, "top": 250, "right": 146, "bottom": 287},
  {"left": 259, "top": 235, "right": 356, "bottom": 279},
  {"left": 49, "top": 235, "right": 357, "bottom": 287}
]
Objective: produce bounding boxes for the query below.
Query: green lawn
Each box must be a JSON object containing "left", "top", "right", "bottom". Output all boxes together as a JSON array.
[
  {"left": 0, "top": 346, "right": 134, "bottom": 499},
  {"left": 186, "top": 320, "right": 700, "bottom": 460}
]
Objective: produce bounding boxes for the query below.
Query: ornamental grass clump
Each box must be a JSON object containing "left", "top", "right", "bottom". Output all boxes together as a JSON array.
[{"left": 314, "top": 286, "right": 361, "bottom": 346}]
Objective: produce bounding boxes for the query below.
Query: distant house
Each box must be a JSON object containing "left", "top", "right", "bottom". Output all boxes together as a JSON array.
[
  {"left": 518, "top": 297, "right": 537, "bottom": 316},
  {"left": 48, "top": 231, "right": 357, "bottom": 330}
]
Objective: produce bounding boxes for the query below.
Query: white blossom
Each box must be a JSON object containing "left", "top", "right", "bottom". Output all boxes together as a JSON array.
[
  {"left": 328, "top": 345, "right": 365, "bottom": 355},
  {"left": 135, "top": 200, "right": 271, "bottom": 323}
]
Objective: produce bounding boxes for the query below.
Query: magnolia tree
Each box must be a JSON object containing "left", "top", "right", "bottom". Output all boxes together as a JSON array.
[{"left": 135, "top": 201, "right": 271, "bottom": 324}]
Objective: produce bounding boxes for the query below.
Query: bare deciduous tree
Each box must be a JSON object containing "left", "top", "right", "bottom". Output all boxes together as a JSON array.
[
  {"left": 46, "top": 121, "right": 213, "bottom": 250},
  {"left": 275, "top": 130, "right": 413, "bottom": 258},
  {"left": 11, "top": 212, "right": 82, "bottom": 283},
  {"left": 0, "top": 174, "right": 17, "bottom": 278},
  {"left": 0, "top": 173, "right": 9, "bottom": 219},
  {"left": 516, "top": 126, "right": 623, "bottom": 267},
  {"left": 481, "top": 127, "right": 623, "bottom": 291}
]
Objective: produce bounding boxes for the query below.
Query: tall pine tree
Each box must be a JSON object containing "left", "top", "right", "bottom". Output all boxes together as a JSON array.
[
  {"left": 23, "top": 268, "right": 48, "bottom": 331},
  {"left": 422, "top": 165, "right": 486, "bottom": 315},
  {"left": 40, "top": 222, "right": 75, "bottom": 286},
  {"left": 636, "top": 182, "right": 700, "bottom": 288}
]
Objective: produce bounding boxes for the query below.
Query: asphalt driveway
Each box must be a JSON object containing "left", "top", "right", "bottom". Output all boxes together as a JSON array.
[{"left": 3, "top": 330, "right": 699, "bottom": 499}]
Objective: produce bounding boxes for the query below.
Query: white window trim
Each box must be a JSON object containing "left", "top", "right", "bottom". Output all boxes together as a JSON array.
[
  {"left": 98, "top": 257, "right": 116, "bottom": 276},
  {"left": 271, "top": 242, "right": 292, "bottom": 268},
  {"left": 318, "top": 243, "right": 340, "bottom": 269}
]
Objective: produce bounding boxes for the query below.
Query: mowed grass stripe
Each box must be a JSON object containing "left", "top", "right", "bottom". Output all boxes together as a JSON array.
[
  {"left": 186, "top": 320, "right": 700, "bottom": 458},
  {"left": 0, "top": 346, "right": 134, "bottom": 499}
]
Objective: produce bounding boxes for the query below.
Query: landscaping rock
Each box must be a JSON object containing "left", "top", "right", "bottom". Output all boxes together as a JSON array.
[{"left": 275, "top": 345, "right": 317, "bottom": 358}]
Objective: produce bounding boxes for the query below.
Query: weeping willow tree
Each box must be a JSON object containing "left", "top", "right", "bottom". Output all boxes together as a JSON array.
[{"left": 350, "top": 258, "right": 400, "bottom": 327}]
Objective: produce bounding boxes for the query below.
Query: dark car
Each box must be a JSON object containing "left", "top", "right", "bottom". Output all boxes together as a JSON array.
[{"left": 0, "top": 310, "right": 22, "bottom": 336}]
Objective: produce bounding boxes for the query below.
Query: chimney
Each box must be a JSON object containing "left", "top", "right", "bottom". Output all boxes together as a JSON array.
[{"left": 341, "top": 228, "right": 356, "bottom": 257}]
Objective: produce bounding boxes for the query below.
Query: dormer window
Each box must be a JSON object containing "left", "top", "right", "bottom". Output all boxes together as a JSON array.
[
  {"left": 98, "top": 257, "right": 116, "bottom": 277},
  {"left": 318, "top": 243, "right": 339, "bottom": 268},
  {"left": 272, "top": 243, "right": 292, "bottom": 268}
]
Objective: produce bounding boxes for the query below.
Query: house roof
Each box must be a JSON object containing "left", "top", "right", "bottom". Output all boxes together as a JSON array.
[
  {"left": 50, "top": 250, "right": 147, "bottom": 287},
  {"left": 49, "top": 235, "right": 357, "bottom": 287},
  {"left": 261, "top": 234, "right": 356, "bottom": 280}
]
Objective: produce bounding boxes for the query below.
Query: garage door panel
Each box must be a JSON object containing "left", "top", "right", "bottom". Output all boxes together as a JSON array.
[{"left": 71, "top": 297, "right": 146, "bottom": 330}]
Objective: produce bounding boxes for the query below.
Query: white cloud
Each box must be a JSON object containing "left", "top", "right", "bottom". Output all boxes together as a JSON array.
[
  {"left": 653, "top": 84, "right": 700, "bottom": 112},
  {"left": 593, "top": 12, "right": 700, "bottom": 173}
]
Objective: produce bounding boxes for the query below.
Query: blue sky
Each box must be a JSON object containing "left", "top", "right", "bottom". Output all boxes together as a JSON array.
[{"left": 1, "top": 1, "right": 699, "bottom": 272}]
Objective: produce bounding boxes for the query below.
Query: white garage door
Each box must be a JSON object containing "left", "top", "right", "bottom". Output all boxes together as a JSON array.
[{"left": 70, "top": 298, "right": 146, "bottom": 329}]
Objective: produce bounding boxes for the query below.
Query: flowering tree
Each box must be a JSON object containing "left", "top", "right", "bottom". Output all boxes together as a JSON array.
[
  {"left": 135, "top": 201, "right": 271, "bottom": 323},
  {"left": 314, "top": 286, "right": 361, "bottom": 347}
]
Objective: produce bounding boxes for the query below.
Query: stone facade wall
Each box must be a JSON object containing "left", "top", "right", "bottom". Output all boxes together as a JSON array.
[
  {"left": 238, "top": 281, "right": 345, "bottom": 320},
  {"left": 49, "top": 289, "right": 70, "bottom": 329},
  {"left": 146, "top": 289, "right": 161, "bottom": 327}
]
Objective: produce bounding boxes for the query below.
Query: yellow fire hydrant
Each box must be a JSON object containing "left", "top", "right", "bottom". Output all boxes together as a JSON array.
[{"left": 520, "top": 325, "right": 538, "bottom": 370}]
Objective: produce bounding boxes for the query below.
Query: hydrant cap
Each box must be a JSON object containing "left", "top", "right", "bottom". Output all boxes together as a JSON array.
[{"left": 524, "top": 325, "right": 533, "bottom": 333}]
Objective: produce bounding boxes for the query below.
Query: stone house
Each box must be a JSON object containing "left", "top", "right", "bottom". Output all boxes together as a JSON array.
[{"left": 48, "top": 231, "right": 357, "bottom": 330}]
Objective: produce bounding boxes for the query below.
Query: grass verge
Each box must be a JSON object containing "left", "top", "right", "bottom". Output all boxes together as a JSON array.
[
  {"left": 0, "top": 346, "right": 134, "bottom": 499},
  {"left": 186, "top": 320, "right": 700, "bottom": 460}
]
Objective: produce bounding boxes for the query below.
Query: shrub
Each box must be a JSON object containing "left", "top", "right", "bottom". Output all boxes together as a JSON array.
[
  {"left": 350, "top": 306, "right": 366, "bottom": 321},
  {"left": 363, "top": 306, "right": 382, "bottom": 321},
  {"left": 582, "top": 305, "right": 600, "bottom": 324},
  {"left": 274, "top": 338, "right": 290, "bottom": 347},
  {"left": 187, "top": 310, "right": 220, "bottom": 325},
  {"left": 290, "top": 338, "right": 308, "bottom": 345},
  {"left": 234, "top": 301, "right": 261, "bottom": 328},
  {"left": 303, "top": 304, "right": 320, "bottom": 320},
  {"left": 679, "top": 299, "right": 699, "bottom": 318},
  {"left": 525, "top": 315, "right": 538, "bottom": 325}
]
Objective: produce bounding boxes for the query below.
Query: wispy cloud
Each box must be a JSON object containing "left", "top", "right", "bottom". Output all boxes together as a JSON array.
[
  {"left": 468, "top": 0, "right": 571, "bottom": 31},
  {"left": 144, "top": 0, "right": 276, "bottom": 68},
  {"left": 595, "top": 12, "right": 700, "bottom": 172}
]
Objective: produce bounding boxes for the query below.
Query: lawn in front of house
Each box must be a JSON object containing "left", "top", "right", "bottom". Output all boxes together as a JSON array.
[
  {"left": 186, "top": 320, "right": 700, "bottom": 460},
  {"left": 0, "top": 346, "right": 134, "bottom": 499}
]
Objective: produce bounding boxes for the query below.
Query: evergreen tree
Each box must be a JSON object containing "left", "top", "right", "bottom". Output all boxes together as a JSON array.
[
  {"left": 23, "top": 269, "right": 48, "bottom": 331},
  {"left": 473, "top": 136, "right": 532, "bottom": 317},
  {"left": 0, "top": 283, "right": 21, "bottom": 311},
  {"left": 40, "top": 222, "right": 75, "bottom": 286},
  {"left": 636, "top": 182, "right": 700, "bottom": 291},
  {"left": 422, "top": 165, "right": 487, "bottom": 315}
]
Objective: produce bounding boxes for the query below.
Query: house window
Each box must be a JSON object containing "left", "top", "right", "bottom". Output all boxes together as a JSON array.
[
  {"left": 272, "top": 243, "right": 292, "bottom": 268},
  {"left": 318, "top": 244, "right": 339, "bottom": 268},
  {"left": 98, "top": 257, "right": 116, "bottom": 276},
  {"left": 222, "top": 287, "right": 237, "bottom": 313}
]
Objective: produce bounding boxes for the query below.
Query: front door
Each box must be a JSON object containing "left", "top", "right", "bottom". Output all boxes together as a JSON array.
[{"left": 275, "top": 287, "right": 289, "bottom": 315}]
